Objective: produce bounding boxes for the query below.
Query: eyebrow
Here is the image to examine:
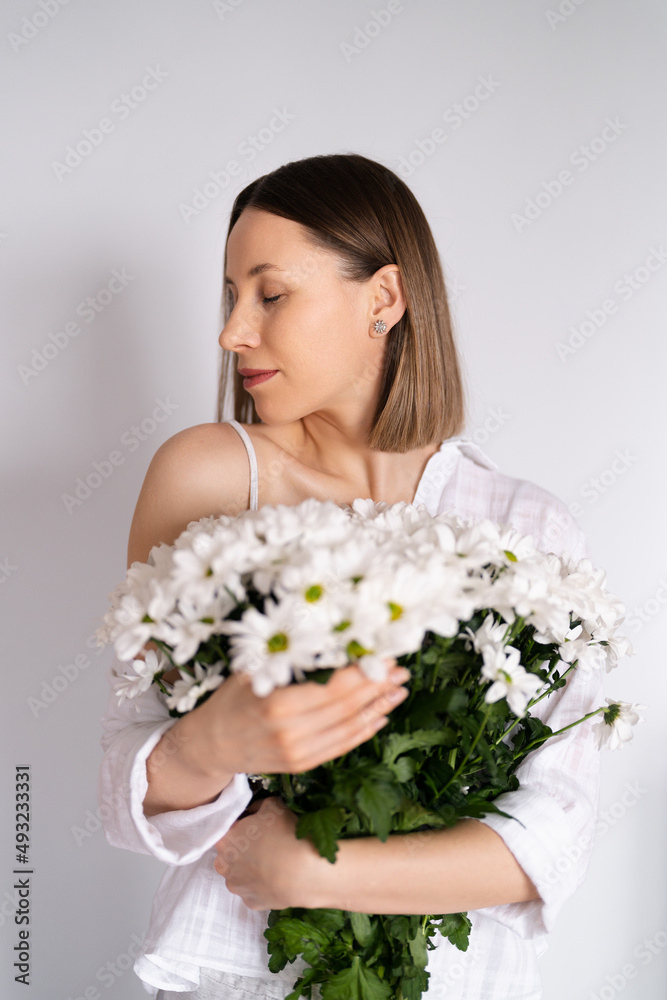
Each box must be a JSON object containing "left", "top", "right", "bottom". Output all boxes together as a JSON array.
[{"left": 224, "top": 263, "right": 286, "bottom": 284}]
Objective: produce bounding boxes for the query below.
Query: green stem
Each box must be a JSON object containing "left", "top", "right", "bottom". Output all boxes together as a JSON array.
[
  {"left": 489, "top": 661, "right": 579, "bottom": 754},
  {"left": 528, "top": 662, "right": 577, "bottom": 707},
  {"left": 462, "top": 664, "right": 585, "bottom": 771},
  {"left": 505, "top": 615, "right": 525, "bottom": 644},
  {"left": 154, "top": 674, "right": 171, "bottom": 696},
  {"left": 441, "top": 705, "right": 492, "bottom": 793},
  {"left": 280, "top": 772, "right": 293, "bottom": 804},
  {"left": 516, "top": 706, "right": 605, "bottom": 756},
  {"left": 150, "top": 637, "right": 177, "bottom": 661}
]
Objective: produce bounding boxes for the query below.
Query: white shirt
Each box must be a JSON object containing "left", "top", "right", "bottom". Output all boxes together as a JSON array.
[{"left": 98, "top": 434, "right": 604, "bottom": 999}]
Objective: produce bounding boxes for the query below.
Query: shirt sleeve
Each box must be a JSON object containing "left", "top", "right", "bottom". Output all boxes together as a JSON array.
[
  {"left": 472, "top": 494, "right": 605, "bottom": 938},
  {"left": 98, "top": 656, "right": 253, "bottom": 866}
]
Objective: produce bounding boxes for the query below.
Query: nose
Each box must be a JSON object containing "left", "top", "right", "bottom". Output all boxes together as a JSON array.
[{"left": 219, "top": 302, "right": 262, "bottom": 353}]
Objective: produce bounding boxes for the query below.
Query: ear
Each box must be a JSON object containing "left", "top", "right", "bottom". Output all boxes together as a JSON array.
[{"left": 369, "top": 264, "right": 406, "bottom": 333}]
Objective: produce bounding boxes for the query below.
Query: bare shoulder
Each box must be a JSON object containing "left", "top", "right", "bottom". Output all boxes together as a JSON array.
[{"left": 126, "top": 422, "right": 253, "bottom": 570}]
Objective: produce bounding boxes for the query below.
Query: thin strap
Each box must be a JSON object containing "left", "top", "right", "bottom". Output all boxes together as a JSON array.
[{"left": 226, "top": 420, "right": 258, "bottom": 511}]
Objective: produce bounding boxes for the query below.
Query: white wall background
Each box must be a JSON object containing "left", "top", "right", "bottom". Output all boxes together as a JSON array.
[{"left": 2, "top": 1, "right": 665, "bottom": 998}]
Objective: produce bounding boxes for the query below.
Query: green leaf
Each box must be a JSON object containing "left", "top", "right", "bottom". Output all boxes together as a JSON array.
[
  {"left": 355, "top": 777, "right": 403, "bottom": 840},
  {"left": 321, "top": 955, "right": 393, "bottom": 1000},
  {"left": 407, "top": 928, "right": 428, "bottom": 968},
  {"left": 295, "top": 807, "right": 347, "bottom": 863},
  {"left": 399, "top": 971, "right": 431, "bottom": 1000},
  {"left": 386, "top": 914, "right": 409, "bottom": 940},
  {"left": 422, "top": 757, "right": 454, "bottom": 789},
  {"left": 349, "top": 910, "right": 373, "bottom": 947},
  {"left": 266, "top": 941, "right": 288, "bottom": 973},
  {"left": 264, "top": 917, "right": 332, "bottom": 960},
  {"left": 436, "top": 912, "right": 472, "bottom": 951},
  {"left": 393, "top": 799, "right": 450, "bottom": 832},
  {"left": 460, "top": 798, "right": 524, "bottom": 826},
  {"left": 300, "top": 908, "right": 348, "bottom": 934},
  {"left": 333, "top": 771, "right": 367, "bottom": 809},
  {"left": 388, "top": 754, "right": 417, "bottom": 782},
  {"left": 345, "top": 810, "right": 363, "bottom": 835},
  {"left": 382, "top": 729, "right": 453, "bottom": 768},
  {"left": 439, "top": 687, "right": 469, "bottom": 714},
  {"left": 285, "top": 966, "right": 324, "bottom": 1000}
]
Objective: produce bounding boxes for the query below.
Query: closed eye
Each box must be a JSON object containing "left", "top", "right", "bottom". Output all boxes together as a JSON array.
[{"left": 224, "top": 289, "right": 282, "bottom": 309}]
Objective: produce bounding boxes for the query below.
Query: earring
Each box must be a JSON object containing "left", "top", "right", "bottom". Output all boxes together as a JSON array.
[{"left": 373, "top": 320, "right": 387, "bottom": 334}]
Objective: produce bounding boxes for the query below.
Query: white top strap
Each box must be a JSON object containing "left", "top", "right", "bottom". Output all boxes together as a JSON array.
[{"left": 226, "top": 420, "right": 258, "bottom": 511}]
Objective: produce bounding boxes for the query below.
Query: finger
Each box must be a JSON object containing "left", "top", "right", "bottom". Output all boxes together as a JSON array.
[
  {"left": 264, "top": 668, "right": 410, "bottom": 745},
  {"left": 264, "top": 659, "right": 406, "bottom": 720},
  {"left": 281, "top": 700, "right": 398, "bottom": 772},
  {"left": 274, "top": 682, "right": 410, "bottom": 772}
]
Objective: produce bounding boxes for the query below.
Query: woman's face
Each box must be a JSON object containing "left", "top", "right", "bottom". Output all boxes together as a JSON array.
[{"left": 219, "top": 208, "right": 398, "bottom": 427}]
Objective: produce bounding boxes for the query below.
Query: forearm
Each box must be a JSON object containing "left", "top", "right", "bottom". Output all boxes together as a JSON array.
[
  {"left": 304, "top": 819, "right": 539, "bottom": 915},
  {"left": 143, "top": 712, "right": 236, "bottom": 816}
]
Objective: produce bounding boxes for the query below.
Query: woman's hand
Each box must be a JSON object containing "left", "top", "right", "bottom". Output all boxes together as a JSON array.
[
  {"left": 191, "top": 658, "right": 411, "bottom": 779},
  {"left": 143, "top": 658, "right": 410, "bottom": 816},
  {"left": 213, "top": 795, "right": 324, "bottom": 910}
]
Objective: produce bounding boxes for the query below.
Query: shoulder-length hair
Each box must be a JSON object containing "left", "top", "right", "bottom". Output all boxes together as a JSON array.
[{"left": 216, "top": 152, "right": 466, "bottom": 452}]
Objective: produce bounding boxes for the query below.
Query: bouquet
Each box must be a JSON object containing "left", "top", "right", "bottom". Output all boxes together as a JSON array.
[{"left": 95, "top": 498, "right": 640, "bottom": 1000}]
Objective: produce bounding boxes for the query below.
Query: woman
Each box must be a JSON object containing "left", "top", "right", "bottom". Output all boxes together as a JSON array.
[{"left": 99, "top": 153, "right": 603, "bottom": 999}]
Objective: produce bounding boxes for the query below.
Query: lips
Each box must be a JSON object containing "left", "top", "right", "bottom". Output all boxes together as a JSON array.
[{"left": 239, "top": 368, "right": 277, "bottom": 376}]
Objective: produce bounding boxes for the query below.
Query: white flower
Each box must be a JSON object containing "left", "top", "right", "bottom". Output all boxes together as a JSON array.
[
  {"left": 350, "top": 558, "right": 472, "bottom": 660},
  {"left": 344, "top": 497, "right": 391, "bottom": 520},
  {"left": 159, "top": 595, "right": 227, "bottom": 665},
  {"left": 464, "top": 614, "right": 510, "bottom": 654},
  {"left": 255, "top": 497, "right": 351, "bottom": 550},
  {"left": 164, "top": 661, "right": 225, "bottom": 713},
  {"left": 496, "top": 525, "right": 538, "bottom": 563},
  {"left": 601, "top": 632, "right": 635, "bottom": 672},
  {"left": 98, "top": 499, "right": 634, "bottom": 726},
  {"left": 270, "top": 545, "right": 359, "bottom": 606},
  {"left": 171, "top": 530, "right": 246, "bottom": 607},
  {"left": 146, "top": 542, "right": 177, "bottom": 574},
  {"left": 557, "top": 624, "right": 606, "bottom": 672},
  {"left": 111, "top": 574, "right": 177, "bottom": 662},
  {"left": 490, "top": 563, "right": 573, "bottom": 639},
  {"left": 112, "top": 648, "right": 164, "bottom": 706},
  {"left": 480, "top": 646, "right": 543, "bottom": 716},
  {"left": 454, "top": 518, "right": 506, "bottom": 569},
  {"left": 217, "top": 595, "right": 322, "bottom": 696},
  {"left": 591, "top": 699, "right": 646, "bottom": 750}
]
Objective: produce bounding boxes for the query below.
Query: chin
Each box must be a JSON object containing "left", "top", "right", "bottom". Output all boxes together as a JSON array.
[{"left": 248, "top": 401, "right": 292, "bottom": 427}]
